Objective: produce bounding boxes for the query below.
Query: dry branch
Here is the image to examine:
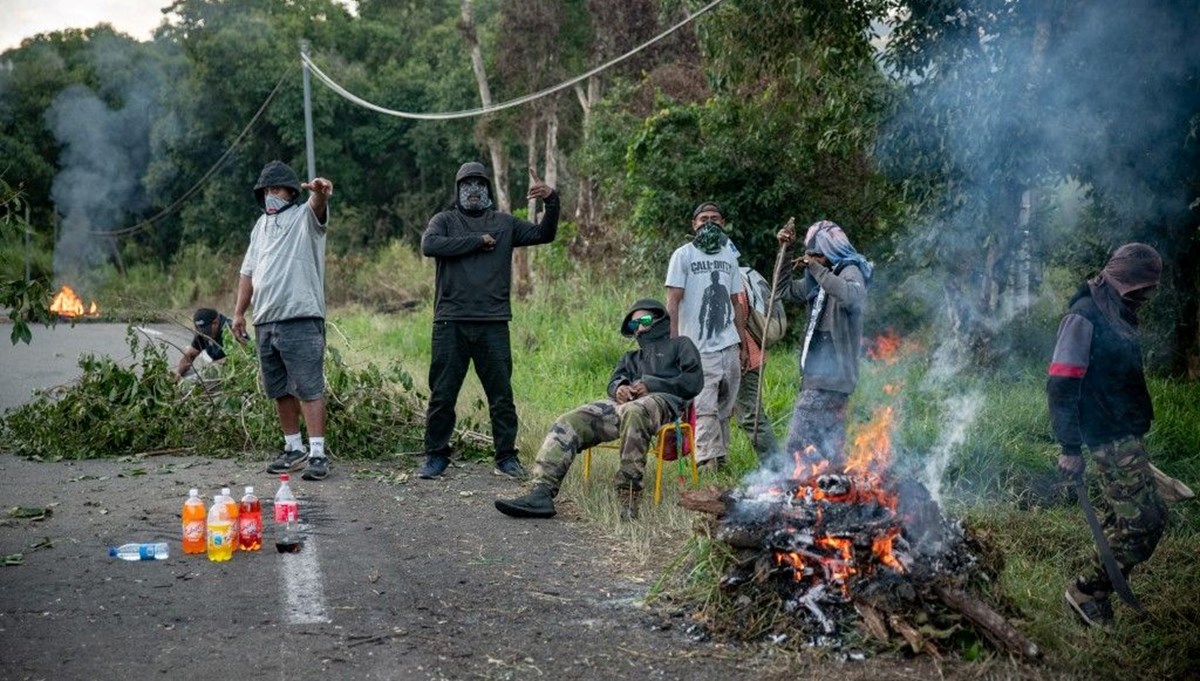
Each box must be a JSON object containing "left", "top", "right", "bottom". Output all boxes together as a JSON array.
[{"left": 933, "top": 584, "right": 1041, "bottom": 661}]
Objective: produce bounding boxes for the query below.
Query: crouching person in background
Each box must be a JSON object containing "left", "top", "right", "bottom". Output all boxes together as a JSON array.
[{"left": 495, "top": 299, "right": 702, "bottom": 521}]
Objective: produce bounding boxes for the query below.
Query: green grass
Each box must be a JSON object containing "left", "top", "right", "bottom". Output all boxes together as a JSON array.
[
  {"left": 16, "top": 240, "right": 1199, "bottom": 677},
  {"left": 321, "top": 246, "right": 1200, "bottom": 678}
]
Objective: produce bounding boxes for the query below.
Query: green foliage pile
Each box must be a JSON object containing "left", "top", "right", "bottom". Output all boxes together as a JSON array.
[{"left": 0, "top": 328, "right": 485, "bottom": 462}]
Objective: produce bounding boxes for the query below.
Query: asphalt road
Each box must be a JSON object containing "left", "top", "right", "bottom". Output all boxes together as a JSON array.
[
  {"left": 0, "top": 322, "right": 191, "bottom": 414},
  {"left": 0, "top": 322, "right": 777, "bottom": 681}
]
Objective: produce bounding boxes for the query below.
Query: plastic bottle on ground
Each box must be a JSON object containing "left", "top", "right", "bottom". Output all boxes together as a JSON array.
[
  {"left": 206, "top": 494, "right": 234, "bottom": 562},
  {"left": 274, "top": 473, "right": 298, "bottom": 524},
  {"left": 274, "top": 473, "right": 301, "bottom": 553},
  {"left": 181, "top": 488, "right": 206, "bottom": 555},
  {"left": 109, "top": 542, "right": 169, "bottom": 561},
  {"left": 239, "top": 486, "right": 262, "bottom": 551},
  {"left": 220, "top": 487, "right": 240, "bottom": 553}
]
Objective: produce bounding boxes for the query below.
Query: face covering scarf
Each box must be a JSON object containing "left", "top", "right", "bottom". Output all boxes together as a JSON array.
[
  {"left": 264, "top": 194, "right": 290, "bottom": 214},
  {"left": 693, "top": 221, "right": 729, "bottom": 254},
  {"left": 458, "top": 179, "right": 493, "bottom": 210}
]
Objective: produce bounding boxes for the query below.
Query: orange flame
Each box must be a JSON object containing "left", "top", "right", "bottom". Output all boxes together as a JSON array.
[
  {"left": 49, "top": 285, "right": 100, "bottom": 318},
  {"left": 866, "top": 328, "right": 903, "bottom": 363},
  {"left": 844, "top": 406, "right": 893, "bottom": 479}
]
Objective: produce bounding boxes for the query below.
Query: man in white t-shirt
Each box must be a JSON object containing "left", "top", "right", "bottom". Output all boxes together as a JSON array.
[
  {"left": 233, "top": 160, "right": 333, "bottom": 481},
  {"left": 665, "top": 202, "right": 749, "bottom": 470}
]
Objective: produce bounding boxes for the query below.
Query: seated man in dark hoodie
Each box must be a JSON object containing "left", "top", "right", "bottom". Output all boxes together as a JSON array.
[{"left": 495, "top": 299, "right": 703, "bottom": 520}]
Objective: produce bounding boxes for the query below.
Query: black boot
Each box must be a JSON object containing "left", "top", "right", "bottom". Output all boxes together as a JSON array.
[
  {"left": 495, "top": 484, "right": 556, "bottom": 518},
  {"left": 619, "top": 487, "right": 641, "bottom": 521}
]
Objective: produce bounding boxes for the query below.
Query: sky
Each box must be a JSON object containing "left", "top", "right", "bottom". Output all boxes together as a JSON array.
[
  {"left": 1, "top": 0, "right": 172, "bottom": 52},
  {"left": 0, "top": 0, "right": 358, "bottom": 52}
]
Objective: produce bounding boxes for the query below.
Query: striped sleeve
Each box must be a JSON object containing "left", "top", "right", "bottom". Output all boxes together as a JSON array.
[
  {"left": 1047, "top": 313, "right": 1092, "bottom": 454},
  {"left": 1048, "top": 314, "right": 1092, "bottom": 378}
]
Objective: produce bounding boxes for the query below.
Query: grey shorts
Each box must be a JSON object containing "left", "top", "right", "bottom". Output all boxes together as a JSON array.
[{"left": 255, "top": 318, "right": 326, "bottom": 400}]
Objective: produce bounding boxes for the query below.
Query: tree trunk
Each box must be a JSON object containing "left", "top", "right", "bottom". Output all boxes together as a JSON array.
[
  {"left": 514, "top": 118, "right": 539, "bottom": 299},
  {"left": 460, "top": 0, "right": 510, "bottom": 213}
]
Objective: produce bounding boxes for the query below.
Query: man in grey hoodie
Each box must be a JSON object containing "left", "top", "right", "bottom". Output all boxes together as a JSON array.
[
  {"left": 235, "top": 161, "right": 333, "bottom": 481},
  {"left": 775, "top": 220, "right": 871, "bottom": 469},
  {"left": 418, "top": 162, "right": 559, "bottom": 480}
]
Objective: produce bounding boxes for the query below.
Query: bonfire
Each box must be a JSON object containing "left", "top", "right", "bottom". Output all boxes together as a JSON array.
[
  {"left": 49, "top": 284, "right": 100, "bottom": 318},
  {"left": 682, "top": 338, "right": 1039, "bottom": 660}
]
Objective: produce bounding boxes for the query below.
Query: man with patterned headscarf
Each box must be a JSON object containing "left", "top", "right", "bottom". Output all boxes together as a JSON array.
[
  {"left": 418, "top": 162, "right": 559, "bottom": 481},
  {"left": 775, "top": 220, "right": 872, "bottom": 468},
  {"left": 1048, "top": 243, "right": 1167, "bottom": 628}
]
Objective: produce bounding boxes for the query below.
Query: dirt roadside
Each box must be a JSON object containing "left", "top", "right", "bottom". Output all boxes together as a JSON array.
[{"left": 0, "top": 323, "right": 1050, "bottom": 680}]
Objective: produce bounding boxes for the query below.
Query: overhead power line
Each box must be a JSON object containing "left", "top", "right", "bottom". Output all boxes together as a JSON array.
[
  {"left": 95, "top": 67, "right": 294, "bottom": 237},
  {"left": 302, "top": 0, "right": 727, "bottom": 120}
]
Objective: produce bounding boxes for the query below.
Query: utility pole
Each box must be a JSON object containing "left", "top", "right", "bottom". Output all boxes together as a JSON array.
[
  {"left": 24, "top": 204, "right": 31, "bottom": 283},
  {"left": 301, "top": 40, "right": 316, "bottom": 180}
]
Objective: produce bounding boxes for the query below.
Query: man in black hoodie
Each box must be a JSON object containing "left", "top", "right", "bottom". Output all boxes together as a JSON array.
[
  {"left": 494, "top": 299, "right": 703, "bottom": 520},
  {"left": 419, "top": 162, "right": 559, "bottom": 480},
  {"left": 1048, "top": 242, "right": 1166, "bottom": 628}
]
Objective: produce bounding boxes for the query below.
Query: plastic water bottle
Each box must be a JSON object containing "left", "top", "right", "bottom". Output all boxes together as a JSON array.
[
  {"left": 181, "top": 489, "right": 206, "bottom": 555},
  {"left": 220, "top": 487, "right": 240, "bottom": 553},
  {"left": 238, "top": 486, "right": 262, "bottom": 551},
  {"left": 274, "top": 473, "right": 298, "bottom": 524},
  {"left": 110, "top": 542, "right": 169, "bottom": 561},
  {"left": 206, "top": 494, "right": 234, "bottom": 562}
]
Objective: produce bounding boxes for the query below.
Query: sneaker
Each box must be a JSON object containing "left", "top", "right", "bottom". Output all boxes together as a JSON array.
[
  {"left": 1065, "top": 583, "right": 1113, "bottom": 628},
  {"left": 495, "top": 485, "right": 556, "bottom": 518},
  {"left": 302, "top": 456, "right": 329, "bottom": 481},
  {"left": 418, "top": 455, "right": 451, "bottom": 480},
  {"left": 493, "top": 456, "right": 528, "bottom": 480},
  {"left": 267, "top": 448, "right": 308, "bottom": 474}
]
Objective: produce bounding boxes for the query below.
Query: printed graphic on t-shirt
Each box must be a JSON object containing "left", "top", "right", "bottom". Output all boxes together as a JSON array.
[
  {"left": 699, "top": 271, "right": 732, "bottom": 340},
  {"left": 665, "top": 243, "right": 742, "bottom": 354}
]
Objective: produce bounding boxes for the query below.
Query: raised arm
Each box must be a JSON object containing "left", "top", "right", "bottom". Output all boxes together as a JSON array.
[{"left": 512, "top": 169, "right": 559, "bottom": 247}]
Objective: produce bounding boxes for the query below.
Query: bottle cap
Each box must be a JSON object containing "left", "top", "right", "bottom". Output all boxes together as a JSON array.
[
  {"left": 108, "top": 547, "right": 117, "bottom": 557},
  {"left": 221, "top": 487, "right": 231, "bottom": 496},
  {"left": 280, "top": 473, "right": 290, "bottom": 482},
  {"left": 245, "top": 486, "right": 254, "bottom": 495},
  {"left": 189, "top": 488, "right": 198, "bottom": 497}
]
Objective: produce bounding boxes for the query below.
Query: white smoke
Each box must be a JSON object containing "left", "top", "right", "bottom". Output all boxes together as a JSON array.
[{"left": 921, "top": 390, "right": 982, "bottom": 506}]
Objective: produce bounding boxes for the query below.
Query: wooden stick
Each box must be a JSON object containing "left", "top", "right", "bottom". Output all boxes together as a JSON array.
[
  {"left": 751, "top": 217, "right": 794, "bottom": 452},
  {"left": 134, "top": 446, "right": 194, "bottom": 458},
  {"left": 933, "top": 584, "right": 1041, "bottom": 661}
]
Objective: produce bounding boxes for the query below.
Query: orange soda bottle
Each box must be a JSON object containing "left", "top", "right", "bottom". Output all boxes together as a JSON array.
[
  {"left": 238, "top": 486, "right": 262, "bottom": 551},
  {"left": 206, "top": 494, "right": 233, "bottom": 562},
  {"left": 181, "top": 488, "right": 206, "bottom": 554},
  {"left": 220, "top": 487, "right": 239, "bottom": 553}
]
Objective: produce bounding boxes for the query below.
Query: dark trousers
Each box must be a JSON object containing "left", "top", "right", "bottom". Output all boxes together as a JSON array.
[{"left": 424, "top": 321, "right": 517, "bottom": 461}]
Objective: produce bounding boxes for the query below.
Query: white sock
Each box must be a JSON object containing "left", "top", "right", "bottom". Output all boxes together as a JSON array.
[
  {"left": 309, "top": 437, "right": 325, "bottom": 459},
  {"left": 284, "top": 432, "right": 304, "bottom": 452}
]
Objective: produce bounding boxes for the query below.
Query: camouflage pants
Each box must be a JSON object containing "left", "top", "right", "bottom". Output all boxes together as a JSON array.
[
  {"left": 1076, "top": 437, "right": 1167, "bottom": 596},
  {"left": 530, "top": 395, "right": 671, "bottom": 494}
]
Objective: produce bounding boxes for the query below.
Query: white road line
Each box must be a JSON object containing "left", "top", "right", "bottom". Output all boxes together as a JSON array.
[{"left": 280, "top": 524, "right": 330, "bottom": 624}]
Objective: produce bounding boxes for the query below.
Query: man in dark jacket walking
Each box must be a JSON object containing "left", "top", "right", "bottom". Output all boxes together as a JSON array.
[
  {"left": 495, "top": 299, "right": 703, "bottom": 520},
  {"left": 418, "top": 162, "right": 559, "bottom": 480},
  {"left": 1048, "top": 242, "right": 1166, "bottom": 628},
  {"left": 775, "top": 220, "right": 871, "bottom": 469}
]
